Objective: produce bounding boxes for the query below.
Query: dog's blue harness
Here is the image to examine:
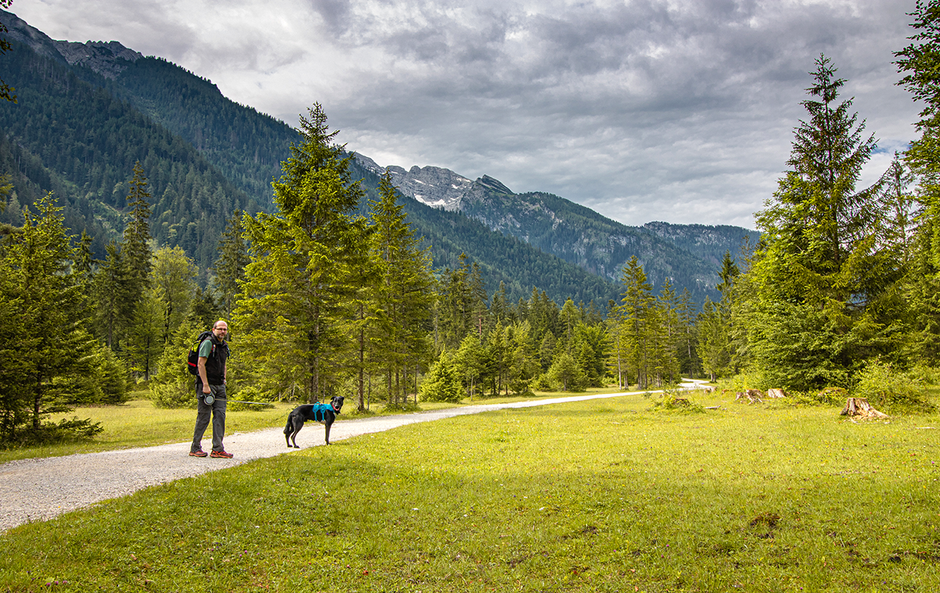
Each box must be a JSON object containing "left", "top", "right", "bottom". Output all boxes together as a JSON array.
[{"left": 309, "top": 403, "right": 334, "bottom": 422}]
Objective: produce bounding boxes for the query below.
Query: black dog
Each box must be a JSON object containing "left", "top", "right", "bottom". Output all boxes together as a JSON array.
[{"left": 284, "top": 396, "right": 344, "bottom": 448}]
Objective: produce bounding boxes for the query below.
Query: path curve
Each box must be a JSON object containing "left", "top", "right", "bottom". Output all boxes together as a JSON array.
[{"left": 0, "top": 383, "right": 706, "bottom": 532}]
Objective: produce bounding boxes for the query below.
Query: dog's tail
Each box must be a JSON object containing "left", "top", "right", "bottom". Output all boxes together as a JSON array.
[{"left": 283, "top": 414, "right": 293, "bottom": 435}]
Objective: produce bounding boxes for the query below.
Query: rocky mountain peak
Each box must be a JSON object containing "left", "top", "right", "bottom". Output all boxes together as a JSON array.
[
  {"left": 353, "top": 155, "right": 473, "bottom": 211},
  {"left": 1, "top": 9, "right": 141, "bottom": 80},
  {"left": 53, "top": 40, "right": 142, "bottom": 79}
]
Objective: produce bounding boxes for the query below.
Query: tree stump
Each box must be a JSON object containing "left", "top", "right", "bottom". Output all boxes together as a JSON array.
[
  {"left": 735, "top": 389, "right": 764, "bottom": 404},
  {"left": 841, "top": 398, "right": 888, "bottom": 419}
]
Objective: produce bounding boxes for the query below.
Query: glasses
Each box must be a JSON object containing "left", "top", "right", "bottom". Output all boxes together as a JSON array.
[{"left": 213, "top": 327, "right": 228, "bottom": 331}]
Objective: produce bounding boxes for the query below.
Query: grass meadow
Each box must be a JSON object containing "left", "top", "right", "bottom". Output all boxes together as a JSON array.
[{"left": 1, "top": 390, "right": 938, "bottom": 592}]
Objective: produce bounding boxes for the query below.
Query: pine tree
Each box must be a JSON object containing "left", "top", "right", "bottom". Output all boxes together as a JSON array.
[
  {"left": 652, "top": 280, "right": 681, "bottom": 386},
  {"left": 124, "top": 285, "right": 163, "bottom": 380},
  {"left": 235, "top": 104, "right": 366, "bottom": 402},
  {"left": 897, "top": 0, "right": 940, "bottom": 235},
  {"left": 92, "top": 241, "right": 135, "bottom": 349},
  {"left": 0, "top": 194, "right": 93, "bottom": 440},
  {"left": 212, "top": 210, "right": 249, "bottom": 317},
  {"left": 437, "top": 254, "right": 476, "bottom": 350},
  {"left": 367, "top": 171, "right": 435, "bottom": 408},
  {"left": 895, "top": 4, "right": 940, "bottom": 364},
  {"left": 573, "top": 322, "right": 610, "bottom": 387},
  {"left": 123, "top": 161, "right": 153, "bottom": 292},
  {"left": 616, "top": 256, "right": 655, "bottom": 388},
  {"left": 745, "top": 56, "right": 896, "bottom": 390},
  {"left": 504, "top": 320, "right": 539, "bottom": 395},
  {"left": 454, "top": 334, "right": 485, "bottom": 401},
  {"left": 558, "top": 299, "right": 581, "bottom": 356}
]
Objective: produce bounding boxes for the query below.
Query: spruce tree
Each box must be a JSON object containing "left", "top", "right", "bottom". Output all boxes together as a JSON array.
[
  {"left": 616, "top": 256, "right": 655, "bottom": 388},
  {"left": 235, "top": 104, "right": 365, "bottom": 402},
  {"left": 123, "top": 161, "right": 153, "bottom": 291},
  {"left": 0, "top": 194, "right": 93, "bottom": 440},
  {"left": 367, "top": 171, "right": 434, "bottom": 408},
  {"left": 746, "top": 56, "right": 896, "bottom": 390},
  {"left": 895, "top": 3, "right": 940, "bottom": 364},
  {"left": 212, "top": 210, "right": 249, "bottom": 317},
  {"left": 93, "top": 241, "right": 134, "bottom": 349}
]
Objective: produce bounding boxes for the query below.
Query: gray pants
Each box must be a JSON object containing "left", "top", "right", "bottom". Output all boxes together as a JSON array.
[{"left": 191, "top": 383, "right": 227, "bottom": 453}]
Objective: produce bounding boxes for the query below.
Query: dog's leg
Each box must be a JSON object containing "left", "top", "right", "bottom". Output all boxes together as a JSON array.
[
  {"left": 284, "top": 416, "right": 294, "bottom": 448},
  {"left": 324, "top": 420, "right": 332, "bottom": 445},
  {"left": 289, "top": 418, "right": 303, "bottom": 448}
]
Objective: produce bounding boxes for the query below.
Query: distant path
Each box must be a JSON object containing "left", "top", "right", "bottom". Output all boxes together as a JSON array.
[{"left": 0, "top": 381, "right": 707, "bottom": 532}]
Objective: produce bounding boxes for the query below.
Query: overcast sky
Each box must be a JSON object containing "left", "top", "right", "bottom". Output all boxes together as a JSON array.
[{"left": 11, "top": 0, "right": 922, "bottom": 229}]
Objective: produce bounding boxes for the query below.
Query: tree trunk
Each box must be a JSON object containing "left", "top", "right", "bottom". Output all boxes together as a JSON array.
[{"left": 841, "top": 398, "right": 888, "bottom": 419}]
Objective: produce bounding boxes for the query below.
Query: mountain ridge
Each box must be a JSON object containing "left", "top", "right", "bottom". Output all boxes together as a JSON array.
[
  {"left": 0, "top": 8, "right": 756, "bottom": 306},
  {"left": 354, "top": 154, "right": 759, "bottom": 300}
]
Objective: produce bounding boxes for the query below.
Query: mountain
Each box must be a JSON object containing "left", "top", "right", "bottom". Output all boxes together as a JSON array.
[
  {"left": 0, "top": 10, "right": 267, "bottom": 273},
  {"left": 0, "top": 9, "right": 754, "bottom": 307},
  {"left": 355, "top": 157, "right": 760, "bottom": 302}
]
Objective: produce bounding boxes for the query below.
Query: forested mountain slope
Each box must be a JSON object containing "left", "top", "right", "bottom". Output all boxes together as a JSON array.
[
  {"left": 357, "top": 159, "right": 761, "bottom": 303},
  {"left": 0, "top": 8, "right": 753, "bottom": 306},
  {"left": 0, "top": 11, "right": 263, "bottom": 273}
]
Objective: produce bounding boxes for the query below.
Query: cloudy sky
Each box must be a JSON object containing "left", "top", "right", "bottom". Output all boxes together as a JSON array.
[{"left": 11, "top": 0, "right": 922, "bottom": 229}]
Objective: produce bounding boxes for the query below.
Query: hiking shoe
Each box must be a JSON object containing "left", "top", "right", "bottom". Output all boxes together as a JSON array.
[
  {"left": 210, "top": 450, "right": 233, "bottom": 459},
  {"left": 189, "top": 450, "right": 208, "bottom": 457}
]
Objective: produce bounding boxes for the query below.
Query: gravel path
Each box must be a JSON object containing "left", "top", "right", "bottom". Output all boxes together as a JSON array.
[{"left": 0, "top": 387, "right": 696, "bottom": 532}]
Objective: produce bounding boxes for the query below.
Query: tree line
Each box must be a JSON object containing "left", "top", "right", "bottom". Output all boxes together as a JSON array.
[{"left": 4, "top": 2, "right": 940, "bottom": 444}]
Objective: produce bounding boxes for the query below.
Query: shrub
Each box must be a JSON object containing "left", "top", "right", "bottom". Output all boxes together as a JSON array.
[
  {"left": 649, "top": 387, "right": 705, "bottom": 413},
  {"left": 150, "top": 379, "right": 196, "bottom": 409},
  {"left": 1, "top": 417, "right": 103, "bottom": 448},
  {"left": 419, "top": 353, "right": 463, "bottom": 403},
  {"left": 853, "top": 360, "right": 934, "bottom": 414},
  {"left": 228, "top": 385, "right": 274, "bottom": 412},
  {"left": 532, "top": 374, "right": 555, "bottom": 392}
]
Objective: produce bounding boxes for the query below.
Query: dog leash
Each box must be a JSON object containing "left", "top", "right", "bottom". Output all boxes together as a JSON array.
[{"left": 203, "top": 395, "right": 270, "bottom": 405}]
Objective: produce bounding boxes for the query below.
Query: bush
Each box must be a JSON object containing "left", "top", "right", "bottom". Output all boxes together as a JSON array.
[
  {"left": 648, "top": 387, "right": 705, "bottom": 413},
  {"left": 532, "top": 374, "right": 555, "bottom": 392},
  {"left": 150, "top": 379, "right": 196, "bottom": 409},
  {"left": 853, "top": 360, "right": 934, "bottom": 414},
  {"left": 149, "top": 321, "right": 201, "bottom": 409},
  {"left": 715, "top": 371, "right": 767, "bottom": 394},
  {"left": 0, "top": 417, "right": 103, "bottom": 448},
  {"left": 228, "top": 385, "right": 274, "bottom": 412},
  {"left": 419, "top": 353, "right": 463, "bottom": 403}
]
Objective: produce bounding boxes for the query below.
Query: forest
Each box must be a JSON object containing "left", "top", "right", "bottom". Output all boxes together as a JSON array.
[{"left": 2, "top": 3, "right": 940, "bottom": 446}]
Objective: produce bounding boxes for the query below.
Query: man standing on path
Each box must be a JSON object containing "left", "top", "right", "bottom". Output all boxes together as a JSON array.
[{"left": 190, "top": 320, "right": 232, "bottom": 458}]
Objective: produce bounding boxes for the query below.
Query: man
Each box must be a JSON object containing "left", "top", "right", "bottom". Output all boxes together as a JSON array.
[{"left": 189, "top": 320, "right": 232, "bottom": 458}]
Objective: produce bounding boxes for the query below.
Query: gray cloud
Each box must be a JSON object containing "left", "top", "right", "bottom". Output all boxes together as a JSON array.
[{"left": 11, "top": 0, "right": 921, "bottom": 229}]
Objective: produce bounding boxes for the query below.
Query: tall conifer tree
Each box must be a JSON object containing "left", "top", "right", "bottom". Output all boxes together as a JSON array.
[
  {"left": 213, "top": 210, "right": 249, "bottom": 317},
  {"left": 746, "top": 56, "right": 896, "bottom": 389},
  {"left": 0, "top": 194, "right": 92, "bottom": 438},
  {"left": 123, "top": 161, "right": 153, "bottom": 292},
  {"left": 367, "top": 171, "right": 434, "bottom": 407},
  {"left": 235, "top": 104, "right": 365, "bottom": 402}
]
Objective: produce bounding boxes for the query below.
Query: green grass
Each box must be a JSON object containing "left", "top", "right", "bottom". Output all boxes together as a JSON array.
[
  {"left": 0, "top": 387, "right": 620, "bottom": 464},
  {"left": 2, "top": 391, "right": 939, "bottom": 592}
]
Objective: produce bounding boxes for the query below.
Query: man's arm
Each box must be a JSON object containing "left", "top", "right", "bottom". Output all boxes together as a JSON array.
[{"left": 198, "top": 357, "right": 210, "bottom": 393}]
